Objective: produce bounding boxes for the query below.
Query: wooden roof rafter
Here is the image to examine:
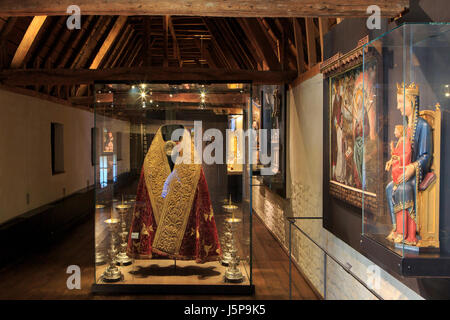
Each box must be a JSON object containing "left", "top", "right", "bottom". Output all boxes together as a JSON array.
[
  {"left": 203, "top": 17, "right": 240, "bottom": 69},
  {"left": 10, "top": 15, "right": 47, "bottom": 68}
]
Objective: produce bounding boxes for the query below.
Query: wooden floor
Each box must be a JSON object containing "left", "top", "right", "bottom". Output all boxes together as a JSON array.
[{"left": 0, "top": 212, "right": 318, "bottom": 300}]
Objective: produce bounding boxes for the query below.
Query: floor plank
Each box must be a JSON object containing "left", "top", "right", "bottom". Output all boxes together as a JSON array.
[{"left": 0, "top": 209, "right": 318, "bottom": 300}]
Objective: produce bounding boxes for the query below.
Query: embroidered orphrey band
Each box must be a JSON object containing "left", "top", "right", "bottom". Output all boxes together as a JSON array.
[{"left": 144, "top": 127, "right": 201, "bottom": 255}]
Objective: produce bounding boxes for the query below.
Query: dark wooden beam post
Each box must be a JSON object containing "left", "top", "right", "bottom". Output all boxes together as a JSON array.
[
  {"left": 143, "top": 16, "right": 152, "bottom": 67},
  {"left": 203, "top": 17, "right": 240, "bottom": 69},
  {"left": 318, "top": 17, "right": 329, "bottom": 62},
  {"left": 163, "top": 15, "right": 169, "bottom": 67},
  {"left": 194, "top": 38, "right": 217, "bottom": 69},
  {"left": 305, "top": 18, "right": 317, "bottom": 68},
  {"left": 292, "top": 18, "right": 307, "bottom": 74},
  {"left": 111, "top": 28, "right": 135, "bottom": 68},
  {"left": 167, "top": 16, "right": 182, "bottom": 67},
  {"left": 0, "top": 17, "right": 18, "bottom": 69},
  {"left": 240, "top": 18, "right": 281, "bottom": 71}
]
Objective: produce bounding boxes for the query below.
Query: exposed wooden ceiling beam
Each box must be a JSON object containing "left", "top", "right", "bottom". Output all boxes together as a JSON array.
[
  {"left": 194, "top": 38, "right": 217, "bottom": 69},
  {"left": 70, "top": 16, "right": 109, "bottom": 68},
  {"left": 236, "top": 18, "right": 265, "bottom": 70},
  {"left": 33, "top": 16, "right": 67, "bottom": 68},
  {"left": 292, "top": 18, "right": 307, "bottom": 74},
  {"left": 142, "top": 17, "right": 152, "bottom": 67},
  {"left": 0, "top": 17, "right": 18, "bottom": 68},
  {"left": 168, "top": 16, "right": 181, "bottom": 67},
  {"left": 70, "top": 92, "right": 248, "bottom": 105},
  {"left": 0, "top": 67, "right": 296, "bottom": 85},
  {"left": 119, "top": 35, "right": 139, "bottom": 67},
  {"left": 103, "top": 24, "right": 133, "bottom": 68},
  {"left": 89, "top": 16, "right": 127, "bottom": 69},
  {"left": 54, "top": 15, "right": 95, "bottom": 68},
  {"left": 0, "top": 1, "right": 408, "bottom": 17},
  {"left": 318, "top": 18, "right": 329, "bottom": 62},
  {"left": 222, "top": 18, "right": 257, "bottom": 70},
  {"left": 10, "top": 16, "right": 47, "bottom": 68},
  {"left": 0, "top": 16, "right": 17, "bottom": 39},
  {"left": 305, "top": 18, "right": 317, "bottom": 68},
  {"left": 203, "top": 18, "right": 239, "bottom": 69},
  {"left": 112, "top": 29, "right": 136, "bottom": 68},
  {"left": 239, "top": 18, "right": 280, "bottom": 71},
  {"left": 163, "top": 15, "right": 169, "bottom": 67},
  {"left": 76, "top": 16, "right": 127, "bottom": 96}
]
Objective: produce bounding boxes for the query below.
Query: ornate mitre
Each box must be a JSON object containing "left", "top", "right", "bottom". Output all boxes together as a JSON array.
[{"left": 397, "top": 82, "right": 420, "bottom": 96}]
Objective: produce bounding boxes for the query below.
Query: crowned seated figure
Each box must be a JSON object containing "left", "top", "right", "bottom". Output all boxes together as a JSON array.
[{"left": 385, "top": 83, "right": 432, "bottom": 246}]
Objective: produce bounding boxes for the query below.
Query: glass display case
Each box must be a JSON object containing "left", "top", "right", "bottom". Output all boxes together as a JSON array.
[
  {"left": 251, "top": 84, "right": 287, "bottom": 198},
  {"left": 361, "top": 23, "right": 450, "bottom": 276},
  {"left": 92, "top": 83, "right": 254, "bottom": 293}
]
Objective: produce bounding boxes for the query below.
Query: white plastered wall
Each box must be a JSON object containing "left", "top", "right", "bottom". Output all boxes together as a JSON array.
[{"left": 0, "top": 88, "right": 130, "bottom": 224}]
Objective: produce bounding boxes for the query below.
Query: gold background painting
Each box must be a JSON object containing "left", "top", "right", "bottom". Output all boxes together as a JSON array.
[{"left": 329, "top": 62, "right": 379, "bottom": 209}]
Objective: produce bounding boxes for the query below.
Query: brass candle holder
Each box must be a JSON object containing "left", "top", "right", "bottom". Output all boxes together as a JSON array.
[
  {"left": 224, "top": 216, "right": 244, "bottom": 283},
  {"left": 95, "top": 203, "right": 106, "bottom": 265},
  {"left": 221, "top": 195, "right": 238, "bottom": 266},
  {"left": 101, "top": 218, "right": 123, "bottom": 282},
  {"left": 115, "top": 196, "right": 132, "bottom": 266}
]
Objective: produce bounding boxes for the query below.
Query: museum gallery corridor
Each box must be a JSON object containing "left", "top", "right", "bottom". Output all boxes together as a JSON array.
[{"left": 0, "top": 213, "right": 318, "bottom": 300}]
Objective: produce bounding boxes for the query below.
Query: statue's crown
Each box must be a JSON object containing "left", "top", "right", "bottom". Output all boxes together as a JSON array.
[{"left": 397, "top": 82, "right": 419, "bottom": 96}]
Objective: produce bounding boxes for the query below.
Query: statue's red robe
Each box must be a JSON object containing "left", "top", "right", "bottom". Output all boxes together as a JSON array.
[{"left": 127, "top": 127, "right": 221, "bottom": 263}]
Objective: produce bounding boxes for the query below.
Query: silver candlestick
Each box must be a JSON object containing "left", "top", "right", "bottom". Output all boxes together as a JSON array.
[
  {"left": 95, "top": 203, "right": 106, "bottom": 265},
  {"left": 220, "top": 223, "right": 233, "bottom": 266},
  {"left": 224, "top": 217, "right": 244, "bottom": 283},
  {"left": 115, "top": 201, "right": 132, "bottom": 266},
  {"left": 101, "top": 218, "right": 123, "bottom": 282},
  {"left": 95, "top": 241, "right": 106, "bottom": 266},
  {"left": 221, "top": 195, "right": 238, "bottom": 266}
]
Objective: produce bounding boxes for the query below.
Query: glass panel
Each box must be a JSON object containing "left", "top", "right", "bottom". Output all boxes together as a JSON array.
[
  {"left": 250, "top": 85, "right": 286, "bottom": 196},
  {"left": 94, "top": 83, "right": 252, "bottom": 287},
  {"left": 363, "top": 23, "right": 450, "bottom": 257}
]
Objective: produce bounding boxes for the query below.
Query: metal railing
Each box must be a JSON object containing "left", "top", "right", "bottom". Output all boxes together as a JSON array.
[{"left": 287, "top": 216, "right": 383, "bottom": 300}]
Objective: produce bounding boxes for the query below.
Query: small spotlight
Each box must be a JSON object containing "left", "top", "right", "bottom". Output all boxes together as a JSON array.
[
  {"left": 446, "top": 92, "right": 450, "bottom": 97},
  {"left": 169, "top": 94, "right": 173, "bottom": 98},
  {"left": 200, "top": 92, "right": 206, "bottom": 99},
  {"left": 140, "top": 92, "right": 146, "bottom": 98},
  {"left": 140, "top": 83, "right": 146, "bottom": 89},
  {"left": 131, "top": 85, "right": 135, "bottom": 89},
  {"left": 150, "top": 99, "right": 153, "bottom": 104},
  {"left": 142, "top": 101, "right": 146, "bottom": 108}
]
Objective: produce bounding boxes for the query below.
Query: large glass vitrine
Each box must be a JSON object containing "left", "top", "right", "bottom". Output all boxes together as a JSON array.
[
  {"left": 92, "top": 83, "right": 254, "bottom": 293},
  {"left": 361, "top": 23, "right": 450, "bottom": 277}
]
